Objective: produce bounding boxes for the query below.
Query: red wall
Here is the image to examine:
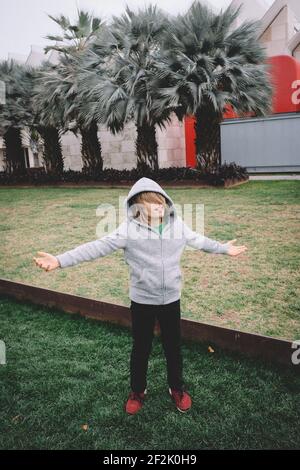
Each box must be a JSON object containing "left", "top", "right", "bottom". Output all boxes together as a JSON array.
[
  {"left": 267, "top": 55, "right": 300, "bottom": 114},
  {"left": 185, "top": 115, "right": 196, "bottom": 168},
  {"left": 185, "top": 55, "right": 300, "bottom": 168}
]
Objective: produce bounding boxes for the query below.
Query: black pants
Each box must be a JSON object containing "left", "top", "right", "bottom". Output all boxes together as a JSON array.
[{"left": 129, "top": 298, "right": 185, "bottom": 393}]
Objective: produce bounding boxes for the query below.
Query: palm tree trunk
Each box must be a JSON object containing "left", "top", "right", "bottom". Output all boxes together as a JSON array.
[
  {"left": 80, "top": 121, "right": 103, "bottom": 175},
  {"left": 194, "top": 107, "right": 223, "bottom": 174},
  {"left": 136, "top": 121, "right": 159, "bottom": 172},
  {"left": 3, "top": 127, "right": 26, "bottom": 174},
  {"left": 37, "top": 126, "right": 64, "bottom": 175}
]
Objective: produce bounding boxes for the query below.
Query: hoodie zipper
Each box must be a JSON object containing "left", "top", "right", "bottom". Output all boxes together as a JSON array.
[
  {"left": 131, "top": 214, "right": 175, "bottom": 304},
  {"left": 160, "top": 229, "right": 164, "bottom": 303},
  {"left": 132, "top": 218, "right": 165, "bottom": 302}
]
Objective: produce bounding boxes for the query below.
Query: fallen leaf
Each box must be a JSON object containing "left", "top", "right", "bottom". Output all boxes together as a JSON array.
[{"left": 12, "top": 415, "right": 21, "bottom": 423}]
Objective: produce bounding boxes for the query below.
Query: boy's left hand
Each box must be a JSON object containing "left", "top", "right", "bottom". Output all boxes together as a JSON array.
[{"left": 226, "top": 239, "right": 248, "bottom": 256}]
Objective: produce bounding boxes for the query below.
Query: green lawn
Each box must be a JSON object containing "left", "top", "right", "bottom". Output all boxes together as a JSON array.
[
  {"left": 0, "top": 296, "right": 299, "bottom": 450},
  {"left": 0, "top": 181, "right": 299, "bottom": 339}
]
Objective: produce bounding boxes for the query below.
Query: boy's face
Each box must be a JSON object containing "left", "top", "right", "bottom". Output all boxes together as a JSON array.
[{"left": 142, "top": 201, "right": 165, "bottom": 222}]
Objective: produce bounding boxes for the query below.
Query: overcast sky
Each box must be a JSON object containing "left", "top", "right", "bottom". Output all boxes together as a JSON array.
[{"left": 0, "top": 0, "right": 274, "bottom": 60}]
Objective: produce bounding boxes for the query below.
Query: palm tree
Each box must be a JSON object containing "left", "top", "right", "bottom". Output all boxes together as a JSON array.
[
  {"left": 153, "top": 0, "right": 273, "bottom": 173},
  {"left": 0, "top": 60, "right": 33, "bottom": 174},
  {"left": 34, "top": 54, "right": 103, "bottom": 175},
  {"left": 32, "top": 63, "right": 65, "bottom": 175},
  {"left": 79, "top": 4, "right": 174, "bottom": 172},
  {"left": 43, "top": 8, "right": 104, "bottom": 175},
  {"left": 44, "top": 9, "right": 103, "bottom": 55}
]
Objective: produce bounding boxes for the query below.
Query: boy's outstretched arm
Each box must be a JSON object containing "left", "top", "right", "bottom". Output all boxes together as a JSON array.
[
  {"left": 179, "top": 217, "right": 247, "bottom": 256},
  {"left": 33, "top": 221, "right": 128, "bottom": 271}
]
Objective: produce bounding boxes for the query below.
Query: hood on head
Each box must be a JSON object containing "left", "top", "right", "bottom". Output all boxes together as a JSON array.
[{"left": 123, "top": 177, "right": 177, "bottom": 221}]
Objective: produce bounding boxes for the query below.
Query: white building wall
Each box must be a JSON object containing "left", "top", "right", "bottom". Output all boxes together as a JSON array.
[
  {"left": 293, "top": 43, "right": 300, "bottom": 61},
  {"left": 260, "top": 6, "right": 289, "bottom": 56},
  {"left": 156, "top": 113, "right": 186, "bottom": 168},
  {"left": 61, "top": 131, "right": 82, "bottom": 171},
  {"left": 229, "top": 0, "right": 269, "bottom": 30},
  {"left": 99, "top": 120, "right": 136, "bottom": 170},
  {"left": 258, "top": 1, "right": 300, "bottom": 56},
  {"left": 60, "top": 112, "right": 186, "bottom": 171}
]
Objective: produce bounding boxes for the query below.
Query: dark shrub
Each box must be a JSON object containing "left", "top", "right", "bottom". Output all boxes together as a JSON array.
[{"left": 0, "top": 162, "right": 248, "bottom": 186}]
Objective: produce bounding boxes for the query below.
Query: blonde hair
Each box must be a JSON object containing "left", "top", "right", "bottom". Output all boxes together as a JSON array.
[{"left": 129, "top": 191, "right": 168, "bottom": 225}]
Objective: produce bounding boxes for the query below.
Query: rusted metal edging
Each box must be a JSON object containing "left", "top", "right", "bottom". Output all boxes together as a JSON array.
[{"left": 0, "top": 278, "right": 297, "bottom": 370}]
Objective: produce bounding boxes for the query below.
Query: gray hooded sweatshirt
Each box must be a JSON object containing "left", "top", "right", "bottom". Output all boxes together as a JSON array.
[{"left": 55, "top": 177, "right": 230, "bottom": 305}]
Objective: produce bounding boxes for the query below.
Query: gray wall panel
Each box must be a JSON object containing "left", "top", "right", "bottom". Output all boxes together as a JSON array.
[{"left": 220, "top": 113, "right": 300, "bottom": 172}]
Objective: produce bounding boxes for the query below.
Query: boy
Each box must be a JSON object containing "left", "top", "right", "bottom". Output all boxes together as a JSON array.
[{"left": 34, "top": 177, "right": 247, "bottom": 414}]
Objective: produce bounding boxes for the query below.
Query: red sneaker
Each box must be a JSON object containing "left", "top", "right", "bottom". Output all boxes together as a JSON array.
[
  {"left": 125, "top": 389, "right": 147, "bottom": 415},
  {"left": 168, "top": 387, "right": 192, "bottom": 413}
]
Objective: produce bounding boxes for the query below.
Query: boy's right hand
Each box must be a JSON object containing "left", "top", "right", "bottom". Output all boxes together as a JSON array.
[{"left": 33, "top": 252, "right": 60, "bottom": 271}]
